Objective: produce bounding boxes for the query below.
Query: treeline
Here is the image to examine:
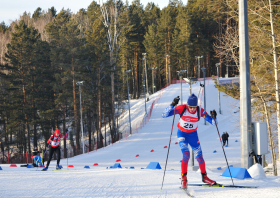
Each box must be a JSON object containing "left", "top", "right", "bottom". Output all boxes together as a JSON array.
[
  {"left": 214, "top": 0, "right": 280, "bottom": 175},
  {"left": 0, "top": 0, "right": 235, "bottom": 158}
]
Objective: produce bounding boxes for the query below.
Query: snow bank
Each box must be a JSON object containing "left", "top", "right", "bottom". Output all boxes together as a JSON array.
[{"left": 248, "top": 163, "right": 266, "bottom": 179}]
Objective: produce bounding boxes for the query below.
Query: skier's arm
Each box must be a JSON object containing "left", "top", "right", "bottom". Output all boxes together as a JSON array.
[
  {"left": 64, "top": 129, "right": 68, "bottom": 139},
  {"left": 201, "top": 108, "right": 218, "bottom": 125},
  {"left": 47, "top": 135, "right": 54, "bottom": 144},
  {"left": 162, "top": 104, "right": 185, "bottom": 118}
]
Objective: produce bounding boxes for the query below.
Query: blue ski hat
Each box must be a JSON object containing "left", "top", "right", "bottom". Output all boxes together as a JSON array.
[{"left": 187, "top": 94, "right": 198, "bottom": 106}]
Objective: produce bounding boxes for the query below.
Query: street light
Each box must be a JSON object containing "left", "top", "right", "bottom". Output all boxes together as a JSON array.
[
  {"left": 183, "top": 77, "right": 198, "bottom": 170},
  {"left": 125, "top": 70, "right": 132, "bottom": 135},
  {"left": 201, "top": 67, "right": 207, "bottom": 125},
  {"left": 216, "top": 63, "right": 222, "bottom": 114},
  {"left": 195, "top": 56, "right": 203, "bottom": 78},
  {"left": 164, "top": 54, "right": 169, "bottom": 86},
  {"left": 149, "top": 67, "right": 157, "bottom": 94},
  {"left": 142, "top": 58, "right": 147, "bottom": 115},
  {"left": 177, "top": 70, "right": 187, "bottom": 104},
  {"left": 142, "top": 53, "right": 149, "bottom": 101},
  {"left": 76, "top": 81, "right": 85, "bottom": 154}
]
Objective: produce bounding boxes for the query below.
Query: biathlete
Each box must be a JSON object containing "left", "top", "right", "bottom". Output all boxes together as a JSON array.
[
  {"left": 42, "top": 129, "right": 68, "bottom": 171},
  {"left": 162, "top": 94, "right": 217, "bottom": 189}
]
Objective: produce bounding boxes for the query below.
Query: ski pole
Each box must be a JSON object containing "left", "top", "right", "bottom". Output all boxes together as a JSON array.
[
  {"left": 160, "top": 107, "right": 176, "bottom": 192},
  {"left": 197, "top": 83, "right": 204, "bottom": 99},
  {"left": 212, "top": 114, "right": 234, "bottom": 186}
]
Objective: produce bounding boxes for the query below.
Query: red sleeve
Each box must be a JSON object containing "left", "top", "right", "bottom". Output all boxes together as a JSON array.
[
  {"left": 175, "top": 104, "right": 187, "bottom": 115},
  {"left": 200, "top": 107, "right": 207, "bottom": 117},
  {"left": 61, "top": 132, "right": 68, "bottom": 139},
  {"left": 47, "top": 135, "right": 53, "bottom": 144}
]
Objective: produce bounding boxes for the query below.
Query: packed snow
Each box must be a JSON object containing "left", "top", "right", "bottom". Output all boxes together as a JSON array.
[{"left": 1, "top": 79, "right": 280, "bottom": 198}]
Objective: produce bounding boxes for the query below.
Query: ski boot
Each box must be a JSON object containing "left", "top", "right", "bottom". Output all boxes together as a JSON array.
[
  {"left": 202, "top": 172, "right": 216, "bottom": 185},
  {"left": 181, "top": 173, "right": 188, "bottom": 189},
  {"left": 42, "top": 166, "right": 48, "bottom": 171},
  {"left": 56, "top": 164, "right": 62, "bottom": 170}
]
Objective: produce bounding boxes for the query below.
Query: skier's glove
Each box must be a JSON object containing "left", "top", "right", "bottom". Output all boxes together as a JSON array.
[
  {"left": 210, "top": 110, "right": 217, "bottom": 119},
  {"left": 171, "top": 96, "right": 180, "bottom": 107}
]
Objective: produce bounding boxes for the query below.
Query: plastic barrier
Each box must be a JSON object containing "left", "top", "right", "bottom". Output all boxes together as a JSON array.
[
  {"left": 150, "top": 149, "right": 154, "bottom": 152},
  {"left": 146, "top": 162, "right": 162, "bottom": 170},
  {"left": 164, "top": 146, "right": 167, "bottom": 148},
  {"left": 10, "top": 164, "right": 17, "bottom": 167},
  {"left": 68, "top": 165, "right": 74, "bottom": 168},
  {"left": 93, "top": 163, "right": 98, "bottom": 166},
  {"left": 221, "top": 167, "right": 252, "bottom": 179},
  {"left": 116, "top": 159, "right": 121, "bottom": 162},
  {"left": 27, "top": 164, "right": 34, "bottom": 168},
  {"left": 135, "top": 154, "right": 139, "bottom": 157},
  {"left": 84, "top": 166, "right": 90, "bottom": 169},
  {"left": 112, "top": 163, "right": 122, "bottom": 168},
  {"left": 213, "top": 150, "right": 217, "bottom": 153}
]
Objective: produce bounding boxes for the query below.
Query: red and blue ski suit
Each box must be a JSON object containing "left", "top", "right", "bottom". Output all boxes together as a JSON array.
[{"left": 162, "top": 104, "right": 217, "bottom": 174}]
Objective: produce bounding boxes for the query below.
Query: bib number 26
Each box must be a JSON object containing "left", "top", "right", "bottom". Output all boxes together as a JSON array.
[{"left": 183, "top": 123, "right": 193, "bottom": 129}]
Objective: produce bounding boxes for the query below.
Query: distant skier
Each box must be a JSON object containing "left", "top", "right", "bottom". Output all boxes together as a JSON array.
[
  {"left": 162, "top": 94, "right": 217, "bottom": 189},
  {"left": 42, "top": 129, "right": 68, "bottom": 171},
  {"left": 222, "top": 132, "right": 227, "bottom": 147},
  {"left": 225, "top": 132, "right": 229, "bottom": 146}
]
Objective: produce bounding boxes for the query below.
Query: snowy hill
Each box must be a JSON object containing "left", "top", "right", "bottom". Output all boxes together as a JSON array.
[{"left": 1, "top": 79, "right": 280, "bottom": 198}]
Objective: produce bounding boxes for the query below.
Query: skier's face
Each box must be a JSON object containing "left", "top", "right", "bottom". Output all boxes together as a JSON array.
[{"left": 188, "top": 106, "right": 196, "bottom": 114}]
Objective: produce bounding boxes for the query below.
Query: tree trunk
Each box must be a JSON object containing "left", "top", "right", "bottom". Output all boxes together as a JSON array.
[
  {"left": 255, "top": 77, "right": 277, "bottom": 176},
  {"left": 87, "top": 110, "right": 92, "bottom": 151},
  {"left": 97, "top": 67, "right": 101, "bottom": 149},
  {"left": 63, "top": 101, "right": 67, "bottom": 158},
  {"left": 268, "top": 0, "right": 280, "bottom": 163},
  {"left": 72, "top": 63, "right": 79, "bottom": 155},
  {"left": 134, "top": 46, "right": 138, "bottom": 99},
  {"left": 168, "top": 27, "right": 171, "bottom": 83}
]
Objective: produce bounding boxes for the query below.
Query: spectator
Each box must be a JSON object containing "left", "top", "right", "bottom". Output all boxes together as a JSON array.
[
  {"left": 225, "top": 132, "right": 229, "bottom": 146},
  {"left": 222, "top": 132, "right": 226, "bottom": 147}
]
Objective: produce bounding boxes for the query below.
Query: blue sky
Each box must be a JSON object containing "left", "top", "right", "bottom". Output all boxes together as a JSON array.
[{"left": 0, "top": 0, "right": 187, "bottom": 25}]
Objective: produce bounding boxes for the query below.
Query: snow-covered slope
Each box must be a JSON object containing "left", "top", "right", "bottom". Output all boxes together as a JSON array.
[{"left": 1, "top": 79, "right": 279, "bottom": 198}]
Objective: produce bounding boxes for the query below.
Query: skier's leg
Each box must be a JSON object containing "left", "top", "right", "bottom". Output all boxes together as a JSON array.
[
  {"left": 46, "top": 147, "right": 55, "bottom": 167},
  {"left": 178, "top": 130, "right": 190, "bottom": 173},
  {"left": 188, "top": 131, "right": 216, "bottom": 185},
  {"left": 187, "top": 131, "right": 205, "bottom": 172},
  {"left": 56, "top": 147, "right": 61, "bottom": 168},
  {"left": 177, "top": 130, "right": 189, "bottom": 188},
  {"left": 36, "top": 156, "right": 43, "bottom": 167}
]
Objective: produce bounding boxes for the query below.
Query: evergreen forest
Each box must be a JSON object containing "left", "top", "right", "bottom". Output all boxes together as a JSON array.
[{"left": 0, "top": 0, "right": 279, "bottom": 170}]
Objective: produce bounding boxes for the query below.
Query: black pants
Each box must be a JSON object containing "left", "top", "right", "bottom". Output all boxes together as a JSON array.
[{"left": 46, "top": 146, "right": 60, "bottom": 167}]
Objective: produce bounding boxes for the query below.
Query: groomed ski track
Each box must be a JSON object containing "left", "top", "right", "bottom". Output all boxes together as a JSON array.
[{"left": 1, "top": 80, "right": 280, "bottom": 198}]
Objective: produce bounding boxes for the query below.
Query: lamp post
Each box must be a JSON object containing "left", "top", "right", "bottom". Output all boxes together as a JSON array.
[
  {"left": 239, "top": 0, "right": 253, "bottom": 168},
  {"left": 142, "top": 53, "right": 149, "bottom": 101},
  {"left": 149, "top": 67, "right": 157, "bottom": 94},
  {"left": 201, "top": 68, "right": 206, "bottom": 125},
  {"left": 183, "top": 77, "right": 198, "bottom": 170},
  {"left": 164, "top": 54, "right": 169, "bottom": 86},
  {"left": 195, "top": 56, "right": 203, "bottom": 78},
  {"left": 177, "top": 70, "right": 187, "bottom": 104},
  {"left": 125, "top": 70, "right": 132, "bottom": 135},
  {"left": 142, "top": 58, "right": 147, "bottom": 115},
  {"left": 216, "top": 63, "right": 222, "bottom": 114},
  {"left": 76, "top": 81, "right": 85, "bottom": 154}
]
